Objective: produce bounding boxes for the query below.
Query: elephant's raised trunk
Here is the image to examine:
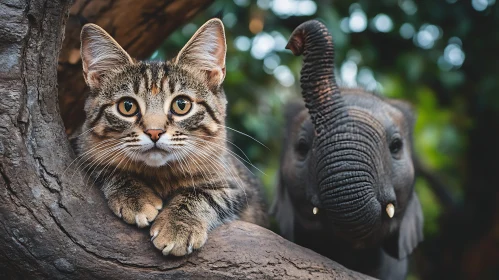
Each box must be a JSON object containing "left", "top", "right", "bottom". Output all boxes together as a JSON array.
[
  {"left": 288, "top": 20, "right": 382, "bottom": 242},
  {"left": 286, "top": 20, "right": 346, "bottom": 131}
]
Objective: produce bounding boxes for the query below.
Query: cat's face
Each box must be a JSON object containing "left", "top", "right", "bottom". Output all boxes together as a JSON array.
[{"left": 79, "top": 19, "right": 227, "bottom": 168}]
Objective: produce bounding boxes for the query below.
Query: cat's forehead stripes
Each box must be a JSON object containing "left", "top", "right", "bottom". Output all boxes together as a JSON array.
[
  {"left": 151, "top": 84, "right": 159, "bottom": 95},
  {"left": 131, "top": 62, "right": 171, "bottom": 97},
  {"left": 148, "top": 63, "right": 163, "bottom": 95}
]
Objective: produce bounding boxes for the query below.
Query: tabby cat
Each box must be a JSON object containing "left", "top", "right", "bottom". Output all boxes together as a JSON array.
[{"left": 73, "top": 19, "right": 268, "bottom": 256}]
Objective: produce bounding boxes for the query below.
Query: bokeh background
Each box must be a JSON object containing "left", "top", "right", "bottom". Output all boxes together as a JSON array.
[{"left": 150, "top": 0, "right": 497, "bottom": 279}]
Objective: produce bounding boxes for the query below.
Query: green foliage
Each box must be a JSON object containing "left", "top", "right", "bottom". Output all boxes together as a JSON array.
[{"left": 415, "top": 177, "right": 442, "bottom": 237}]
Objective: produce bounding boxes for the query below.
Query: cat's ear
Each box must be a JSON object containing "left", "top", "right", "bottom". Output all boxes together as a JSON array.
[
  {"left": 175, "top": 18, "right": 226, "bottom": 89},
  {"left": 80, "top": 24, "right": 133, "bottom": 89}
]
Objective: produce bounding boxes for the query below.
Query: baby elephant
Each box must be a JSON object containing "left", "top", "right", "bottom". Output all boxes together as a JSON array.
[{"left": 273, "top": 20, "right": 423, "bottom": 279}]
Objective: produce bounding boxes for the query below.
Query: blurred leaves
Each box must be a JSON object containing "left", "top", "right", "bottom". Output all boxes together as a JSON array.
[{"left": 415, "top": 177, "right": 443, "bottom": 236}]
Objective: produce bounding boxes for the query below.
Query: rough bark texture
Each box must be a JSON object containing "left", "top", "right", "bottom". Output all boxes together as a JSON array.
[
  {"left": 0, "top": 0, "right": 372, "bottom": 279},
  {"left": 58, "top": 0, "right": 214, "bottom": 135}
]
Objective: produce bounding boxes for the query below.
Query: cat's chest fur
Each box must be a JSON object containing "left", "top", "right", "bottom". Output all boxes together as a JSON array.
[{"left": 125, "top": 152, "right": 236, "bottom": 198}]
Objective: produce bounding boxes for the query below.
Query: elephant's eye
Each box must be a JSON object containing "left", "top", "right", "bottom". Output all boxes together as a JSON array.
[
  {"left": 296, "top": 138, "right": 309, "bottom": 159},
  {"left": 389, "top": 138, "right": 403, "bottom": 154}
]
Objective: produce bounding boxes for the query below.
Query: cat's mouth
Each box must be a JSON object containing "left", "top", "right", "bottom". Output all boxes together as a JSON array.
[
  {"left": 145, "top": 146, "right": 168, "bottom": 153},
  {"left": 140, "top": 146, "right": 172, "bottom": 167},
  {"left": 141, "top": 142, "right": 171, "bottom": 153}
]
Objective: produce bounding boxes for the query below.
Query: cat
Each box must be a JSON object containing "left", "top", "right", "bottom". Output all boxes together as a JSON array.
[{"left": 72, "top": 18, "right": 268, "bottom": 256}]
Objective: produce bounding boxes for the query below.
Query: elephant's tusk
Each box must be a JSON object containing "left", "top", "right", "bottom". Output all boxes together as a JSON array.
[
  {"left": 313, "top": 207, "right": 319, "bottom": 215},
  {"left": 386, "top": 203, "right": 395, "bottom": 218}
]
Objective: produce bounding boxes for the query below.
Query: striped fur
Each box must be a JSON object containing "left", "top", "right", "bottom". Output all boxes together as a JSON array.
[{"left": 73, "top": 19, "right": 268, "bottom": 256}]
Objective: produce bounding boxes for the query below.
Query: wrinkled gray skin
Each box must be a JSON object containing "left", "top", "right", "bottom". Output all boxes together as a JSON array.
[{"left": 272, "top": 20, "right": 423, "bottom": 280}]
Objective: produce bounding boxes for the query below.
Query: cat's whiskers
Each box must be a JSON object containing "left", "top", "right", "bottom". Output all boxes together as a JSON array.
[
  {"left": 190, "top": 137, "right": 266, "bottom": 175},
  {"left": 172, "top": 147, "right": 202, "bottom": 195},
  {"left": 73, "top": 137, "right": 127, "bottom": 171},
  {"left": 84, "top": 146, "right": 126, "bottom": 187},
  {"left": 170, "top": 149, "right": 188, "bottom": 177},
  {"left": 186, "top": 139, "right": 248, "bottom": 202},
  {"left": 81, "top": 141, "right": 125, "bottom": 174},
  {"left": 186, "top": 138, "right": 241, "bottom": 181},
  {"left": 192, "top": 140, "right": 244, "bottom": 186},
  {"left": 187, "top": 143, "right": 225, "bottom": 184},
  {"left": 123, "top": 145, "right": 147, "bottom": 173},
  {"left": 195, "top": 134, "right": 252, "bottom": 162},
  {"left": 188, "top": 147, "right": 237, "bottom": 222},
  {"left": 93, "top": 149, "right": 140, "bottom": 209},
  {"left": 190, "top": 144, "right": 234, "bottom": 195},
  {"left": 180, "top": 143, "right": 227, "bottom": 189},
  {"left": 73, "top": 130, "right": 133, "bottom": 171},
  {"left": 188, "top": 140, "right": 250, "bottom": 208},
  {"left": 179, "top": 147, "right": 202, "bottom": 195},
  {"left": 123, "top": 149, "right": 140, "bottom": 172},
  {"left": 174, "top": 148, "right": 197, "bottom": 192},
  {"left": 64, "top": 138, "right": 120, "bottom": 177},
  {"left": 186, "top": 152, "right": 215, "bottom": 188},
  {"left": 70, "top": 140, "right": 124, "bottom": 182},
  {"left": 107, "top": 141, "right": 142, "bottom": 172},
  {"left": 198, "top": 127, "right": 265, "bottom": 205},
  {"left": 189, "top": 136, "right": 266, "bottom": 176},
  {"left": 100, "top": 148, "right": 139, "bottom": 187},
  {"left": 216, "top": 124, "right": 270, "bottom": 151},
  {"left": 185, "top": 141, "right": 229, "bottom": 182},
  {"left": 75, "top": 125, "right": 98, "bottom": 138},
  {"left": 81, "top": 142, "right": 127, "bottom": 185},
  {"left": 92, "top": 146, "right": 134, "bottom": 187},
  {"left": 182, "top": 141, "right": 235, "bottom": 204}
]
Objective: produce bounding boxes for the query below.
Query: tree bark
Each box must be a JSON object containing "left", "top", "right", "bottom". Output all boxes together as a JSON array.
[
  {"left": 58, "top": 0, "right": 214, "bottom": 134},
  {"left": 0, "top": 0, "right": 371, "bottom": 279}
]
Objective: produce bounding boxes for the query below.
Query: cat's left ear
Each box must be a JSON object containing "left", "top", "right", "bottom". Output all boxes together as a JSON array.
[
  {"left": 175, "top": 18, "right": 226, "bottom": 89},
  {"left": 80, "top": 24, "right": 134, "bottom": 89}
]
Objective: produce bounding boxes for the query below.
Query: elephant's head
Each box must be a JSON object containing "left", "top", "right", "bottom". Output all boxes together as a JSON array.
[{"left": 273, "top": 20, "right": 423, "bottom": 261}]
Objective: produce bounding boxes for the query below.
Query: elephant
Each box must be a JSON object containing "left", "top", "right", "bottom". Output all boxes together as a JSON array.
[{"left": 272, "top": 20, "right": 424, "bottom": 279}]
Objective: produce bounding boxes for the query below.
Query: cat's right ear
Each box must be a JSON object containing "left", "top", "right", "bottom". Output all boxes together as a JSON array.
[
  {"left": 80, "top": 24, "right": 133, "bottom": 89},
  {"left": 175, "top": 19, "right": 226, "bottom": 89}
]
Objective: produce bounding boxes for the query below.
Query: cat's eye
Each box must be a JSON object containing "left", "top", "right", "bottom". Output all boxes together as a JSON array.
[
  {"left": 117, "top": 98, "right": 139, "bottom": 117},
  {"left": 171, "top": 97, "right": 192, "bottom": 116}
]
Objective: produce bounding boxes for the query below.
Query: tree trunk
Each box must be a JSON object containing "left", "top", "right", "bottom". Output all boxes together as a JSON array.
[{"left": 0, "top": 0, "right": 371, "bottom": 279}]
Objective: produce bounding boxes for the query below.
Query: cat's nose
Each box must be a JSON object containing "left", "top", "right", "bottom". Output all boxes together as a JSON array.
[{"left": 144, "top": 129, "right": 165, "bottom": 142}]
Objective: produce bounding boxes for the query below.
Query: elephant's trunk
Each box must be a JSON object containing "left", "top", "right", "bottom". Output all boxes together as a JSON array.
[
  {"left": 286, "top": 20, "right": 345, "bottom": 131},
  {"left": 288, "top": 20, "right": 382, "bottom": 242}
]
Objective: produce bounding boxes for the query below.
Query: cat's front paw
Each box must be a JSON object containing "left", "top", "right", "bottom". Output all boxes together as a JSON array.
[
  {"left": 150, "top": 209, "right": 208, "bottom": 256},
  {"left": 108, "top": 191, "right": 163, "bottom": 228}
]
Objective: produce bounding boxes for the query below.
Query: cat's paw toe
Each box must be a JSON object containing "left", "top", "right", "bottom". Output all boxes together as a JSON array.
[
  {"left": 150, "top": 214, "right": 208, "bottom": 256},
  {"left": 132, "top": 203, "right": 161, "bottom": 227},
  {"left": 108, "top": 193, "right": 163, "bottom": 228}
]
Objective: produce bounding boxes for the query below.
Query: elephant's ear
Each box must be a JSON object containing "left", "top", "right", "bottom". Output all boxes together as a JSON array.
[
  {"left": 387, "top": 99, "right": 415, "bottom": 134},
  {"left": 384, "top": 192, "right": 424, "bottom": 259},
  {"left": 270, "top": 180, "right": 295, "bottom": 241}
]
